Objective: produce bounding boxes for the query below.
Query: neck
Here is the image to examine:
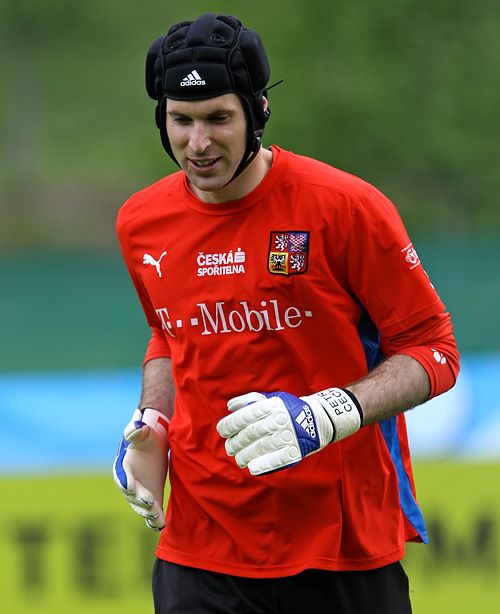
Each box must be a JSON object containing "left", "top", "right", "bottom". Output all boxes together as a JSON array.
[{"left": 190, "top": 146, "right": 273, "bottom": 204}]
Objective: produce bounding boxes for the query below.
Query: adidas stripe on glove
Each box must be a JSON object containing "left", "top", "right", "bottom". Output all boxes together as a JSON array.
[
  {"left": 216, "top": 389, "right": 363, "bottom": 475},
  {"left": 113, "top": 408, "right": 169, "bottom": 530}
]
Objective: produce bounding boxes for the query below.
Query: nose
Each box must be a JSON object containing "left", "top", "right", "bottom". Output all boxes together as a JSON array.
[{"left": 188, "top": 121, "right": 211, "bottom": 154}]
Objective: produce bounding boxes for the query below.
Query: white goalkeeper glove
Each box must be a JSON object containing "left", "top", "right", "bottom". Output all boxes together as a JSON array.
[
  {"left": 216, "top": 389, "right": 363, "bottom": 476},
  {"left": 113, "top": 407, "right": 169, "bottom": 530}
]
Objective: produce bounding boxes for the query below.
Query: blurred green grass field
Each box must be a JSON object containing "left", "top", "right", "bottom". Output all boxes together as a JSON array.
[{"left": 0, "top": 461, "right": 498, "bottom": 613}]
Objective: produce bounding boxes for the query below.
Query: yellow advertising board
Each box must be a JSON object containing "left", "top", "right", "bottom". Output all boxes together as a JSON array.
[
  {"left": 0, "top": 474, "right": 158, "bottom": 614},
  {"left": 0, "top": 462, "right": 498, "bottom": 614}
]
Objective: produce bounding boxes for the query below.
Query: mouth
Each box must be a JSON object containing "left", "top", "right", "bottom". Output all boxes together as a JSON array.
[{"left": 187, "top": 157, "right": 221, "bottom": 173}]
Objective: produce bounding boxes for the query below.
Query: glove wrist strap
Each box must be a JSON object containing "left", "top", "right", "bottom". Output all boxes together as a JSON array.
[
  {"left": 137, "top": 407, "right": 170, "bottom": 440},
  {"left": 313, "top": 388, "right": 363, "bottom": 442}
]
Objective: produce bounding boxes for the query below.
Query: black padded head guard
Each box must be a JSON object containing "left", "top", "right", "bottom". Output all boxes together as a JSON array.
[{"left": 145, "top": 14, "right": 271, "bottom": 180}]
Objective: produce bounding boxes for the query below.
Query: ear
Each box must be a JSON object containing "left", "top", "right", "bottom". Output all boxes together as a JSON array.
[{"left": 260, "top": 96, "right": 270, "bottom": 124}]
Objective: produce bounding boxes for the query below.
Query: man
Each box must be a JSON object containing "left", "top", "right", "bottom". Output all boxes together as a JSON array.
[{"left": 113, "top": 13, "right": 459, "bottom": 613}]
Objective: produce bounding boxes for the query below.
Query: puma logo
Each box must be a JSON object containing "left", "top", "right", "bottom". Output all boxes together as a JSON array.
[{"left": 143, "top": 251, "right": 168, "bottom": 278}]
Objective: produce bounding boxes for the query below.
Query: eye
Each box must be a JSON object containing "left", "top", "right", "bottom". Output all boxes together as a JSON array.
[
  {"left": 209, "top": 114, "right": 230, "bottom": 124},
  {"left": 172, "top": 115, "right": 191, "bottom": 125}
]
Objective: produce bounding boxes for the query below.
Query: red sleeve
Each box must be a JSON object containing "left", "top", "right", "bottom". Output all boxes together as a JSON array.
[
  {"left": 345, "top": 184, "right": 459, "bottom": 398},
  {"left": 382, "top": 312, "right": 460, "bottom": 398},
  {"left": 144, "top": 327, "right": 171, "bottom": 364},
  {"left": 116, "top": 206, "right": 171, "bottom": 362},
  {"left": 346, "top": 184, "right": 445, "bottom": 337}
]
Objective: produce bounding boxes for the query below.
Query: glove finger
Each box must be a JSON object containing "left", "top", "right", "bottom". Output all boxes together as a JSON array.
[
  {"left": 124, "top": 422, "right": 150, "bottom": 444},
  {"left": 148, "top": 501, "right": 165, "bottom": 526},
  {"left": 113, "top": 440, "right": 133, "bottom": 491},
  {"left": 145, "top": 509, "right": 166, "bottom": 531},
  {"left": 217, "top": 399, "right": 272, "bottom": 438},
  {"left": 131, "top": 497, "right": 164, "bottom": 528},
  {"left": 227, "top": 392, "right": 267, "bottom": 412},
  {"left": 128, "top": 488, "right": 163, "bottom": 518},
  {"left": 225, "top": 412, "right": 285, "bottom": 456},
  {"left": 129, "top": 501, "right": 161, "bottom": 519},
  {"left": 113, "top": 469, "right": 134, "bottom": 495},
  {"left": 248, "top": 447, "right": 302, "bottom": 475},
  {"left": 234, "top": 426, "right": 297, "bottom": 468},
  {"left": 124, "top": 480, "right": 155, "bottom": 509}
]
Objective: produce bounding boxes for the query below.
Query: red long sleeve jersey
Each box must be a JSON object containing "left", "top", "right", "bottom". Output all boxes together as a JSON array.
[{"left": 117, "top": 146, "right": 459, "bottom": 577}]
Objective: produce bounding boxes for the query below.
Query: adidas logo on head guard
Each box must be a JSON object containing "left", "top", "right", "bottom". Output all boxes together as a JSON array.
[{"left": 181, "top": 69, "right": 206, "bottom": 87}]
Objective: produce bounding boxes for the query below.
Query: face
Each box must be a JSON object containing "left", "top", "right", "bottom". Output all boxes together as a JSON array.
[{"left": 166, "top": 93, "right": 248, "bottom": 200}]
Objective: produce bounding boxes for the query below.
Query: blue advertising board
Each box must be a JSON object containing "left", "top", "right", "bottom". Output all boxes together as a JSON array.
[{"left": 1, "top": 354, "right": 499, "bottom": 472}]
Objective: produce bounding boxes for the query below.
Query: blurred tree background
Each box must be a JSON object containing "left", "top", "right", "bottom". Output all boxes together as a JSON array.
[
  {"left": 0, "top": 0, "right": 500, "bottom": 369},
  {"left": 1, "top": 0, "right": 499, "bottom": 371},
  {"left": 1, "top": 0, "right": 499, "bottom": 246}
]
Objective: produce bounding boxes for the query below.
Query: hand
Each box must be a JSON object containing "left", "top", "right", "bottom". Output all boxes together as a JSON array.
[
  {"left": 216, "top": 389, "right": 362, "bottom": 475},
  {"left": 113, "top": 408, "right": 170, "bottom": 530}
]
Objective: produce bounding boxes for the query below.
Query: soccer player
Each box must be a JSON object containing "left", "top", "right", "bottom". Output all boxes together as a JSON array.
[{"left": 113, "top": 13, "right": 459, "bottom": 613}]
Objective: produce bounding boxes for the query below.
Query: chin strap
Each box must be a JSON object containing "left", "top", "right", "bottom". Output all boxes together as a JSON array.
[{"left": 224, "top": 134, "right": 262, "bottom": 185}]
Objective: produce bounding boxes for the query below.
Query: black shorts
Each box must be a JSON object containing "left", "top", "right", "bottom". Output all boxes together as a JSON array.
[{"left": 152, "top": 558, "right": 412, "bottom": 614}]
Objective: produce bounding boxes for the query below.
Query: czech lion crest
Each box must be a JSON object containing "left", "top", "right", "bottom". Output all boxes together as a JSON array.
[{"left": 268, "top": 231, "right": 309, "bottom": 276}]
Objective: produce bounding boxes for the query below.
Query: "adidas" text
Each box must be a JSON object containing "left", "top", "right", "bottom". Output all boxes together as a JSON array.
[
  {"left": 295, "top": 406, "right": 317, "bottom": 438},
  {"left": 181, "top": 69, "right": 206, "bottom": 87}
]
